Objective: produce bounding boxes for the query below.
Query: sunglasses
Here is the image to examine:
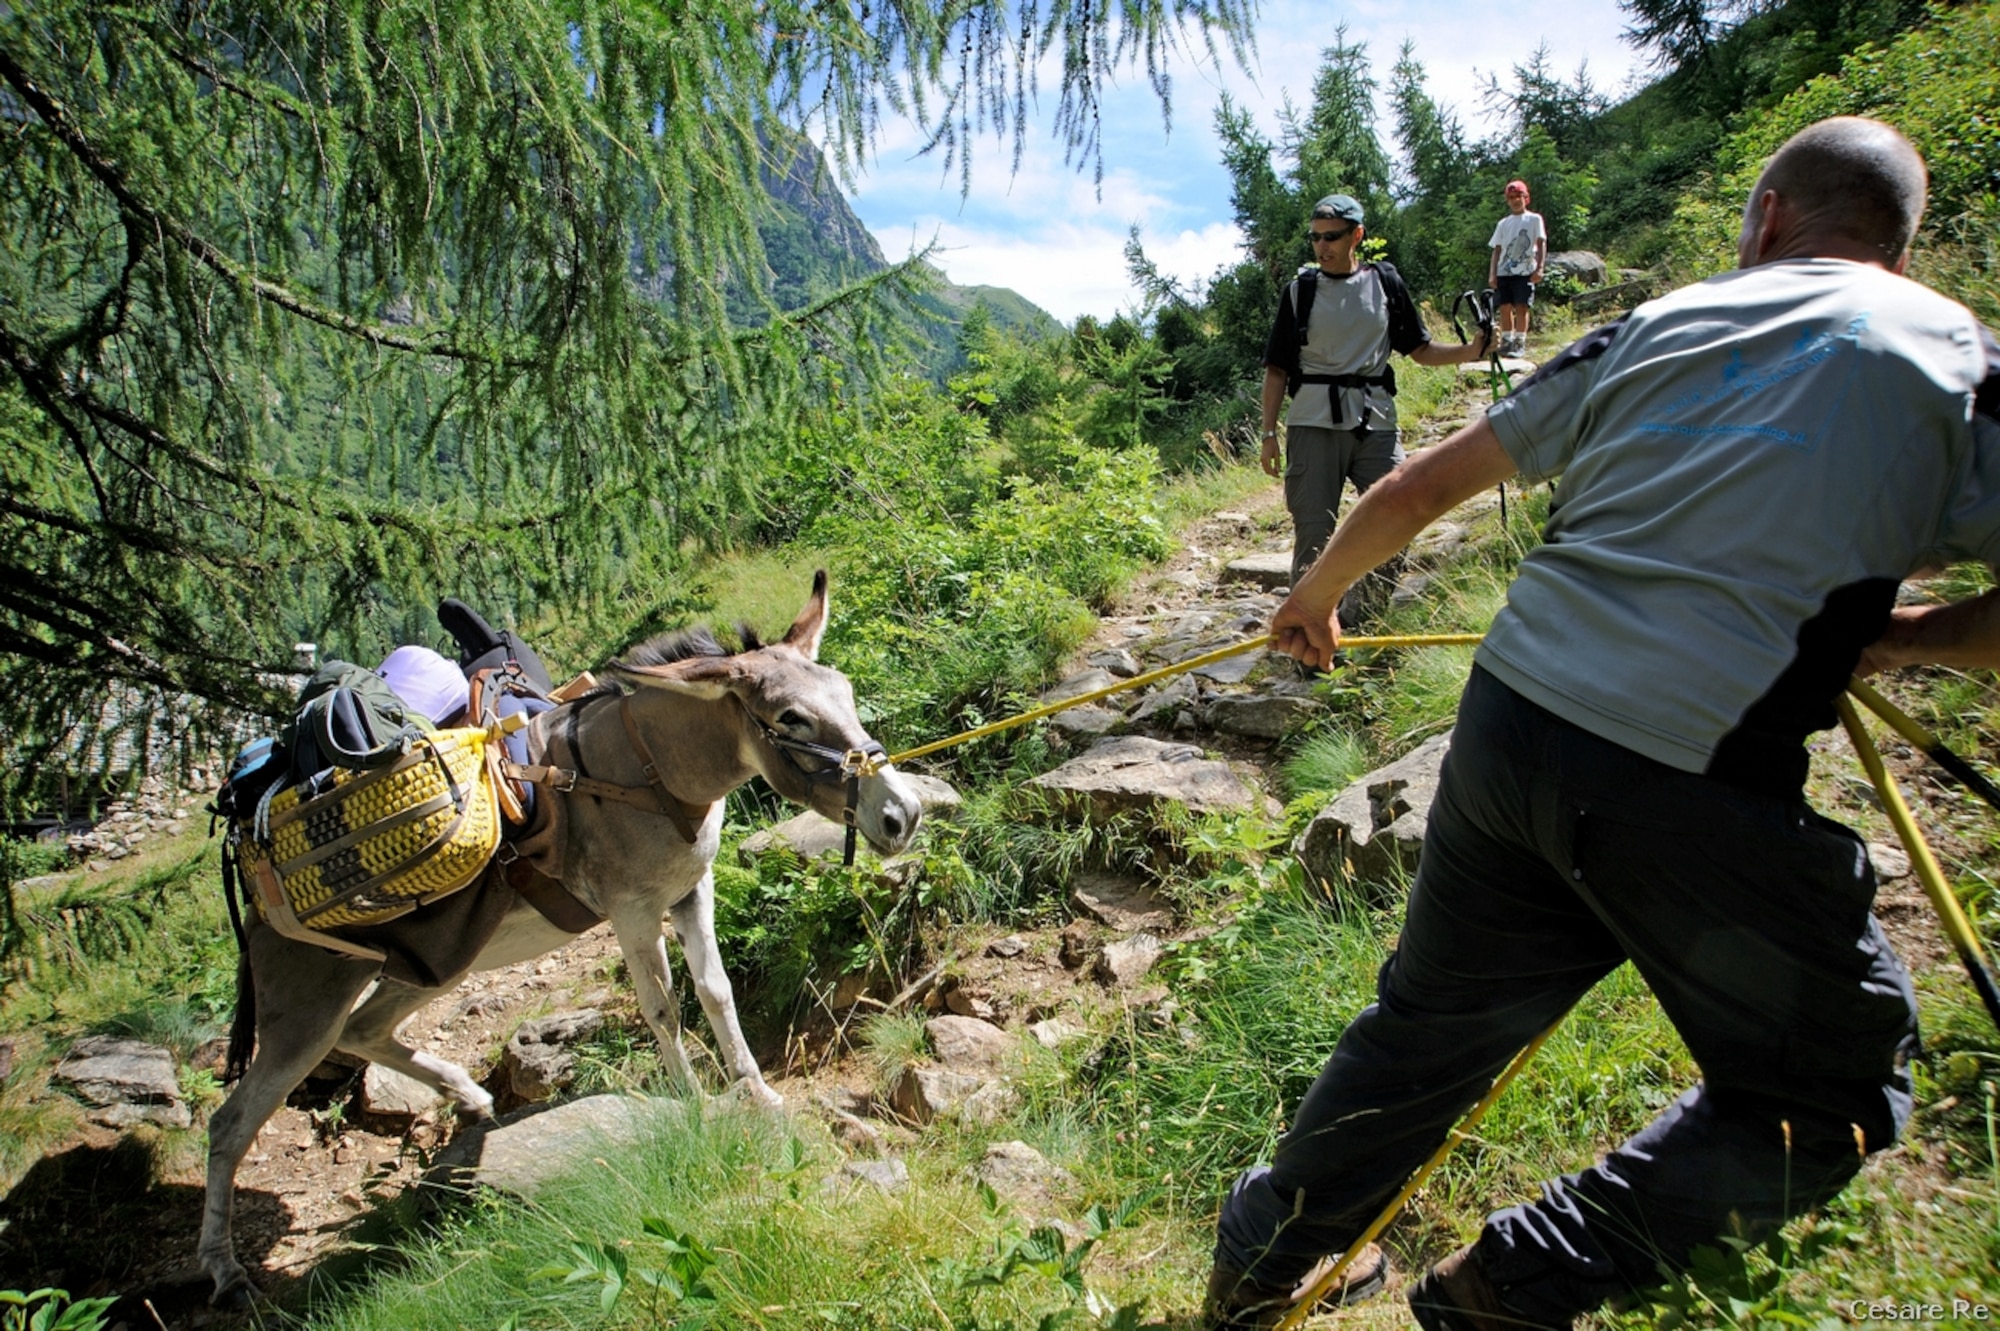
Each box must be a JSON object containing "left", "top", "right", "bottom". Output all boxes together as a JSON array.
[{"left": 1308, "top": 225, "right": 1354, "bottom": 243}]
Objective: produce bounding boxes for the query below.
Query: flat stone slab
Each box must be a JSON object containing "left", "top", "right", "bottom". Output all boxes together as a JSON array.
[
  {"left": 1071, "top": 872, "right": 1173, "bottom": 932},
  {"left": 1031, "top": 735, "right": 1262, "bottom": 818},
  {"left": 1192, "top": 652, "right": 1260, "bottom": 684},
  {"left": 428, "top": 1095, "right": 687, "bottom": 1198},
  {"left": 1205, "top": 693, "right": 1323, "bottom": 740},
  {"left": 1048, "top": 704, "right": 1123, "bottom": 736},
  {"left": 1042, "top": 668, "right": 1119, "bottom": 704},
  {"left": 57, "top": 1036, "right": 181, "bottom": 1110},
  {"left": 1221, "top": 552, "right": 1292, "bottom": 591}
]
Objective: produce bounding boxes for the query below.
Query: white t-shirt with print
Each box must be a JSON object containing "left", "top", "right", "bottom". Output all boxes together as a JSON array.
[{"left": 1489, "top": 211, "right": 1547, "bottom": 277}]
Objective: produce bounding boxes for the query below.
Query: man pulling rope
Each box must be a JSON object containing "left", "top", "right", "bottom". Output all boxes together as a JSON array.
[{"left": 1205, "top": 116, "right": 2000, "bottom": 1330}]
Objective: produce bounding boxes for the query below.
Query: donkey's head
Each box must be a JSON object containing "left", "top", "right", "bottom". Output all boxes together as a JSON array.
[{"left": 610, "top": 571, "right": 921, "bottom": 856}]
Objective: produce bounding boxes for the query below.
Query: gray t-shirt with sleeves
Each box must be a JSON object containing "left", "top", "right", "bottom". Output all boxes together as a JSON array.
[
  {"left": 1264, "top": 263, "right": 1430, "bottom": 433},
  {"left": 1480, "top": 257, "right": 2000, "bottom": 791}
]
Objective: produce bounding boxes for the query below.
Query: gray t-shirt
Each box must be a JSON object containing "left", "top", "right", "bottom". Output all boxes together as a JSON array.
[
  {"left": 1480, "top": 257, "right": 2000, "bottom": 792},
  {"left": 1264, "top": 262, "right": 1430, "bottom": 433}
]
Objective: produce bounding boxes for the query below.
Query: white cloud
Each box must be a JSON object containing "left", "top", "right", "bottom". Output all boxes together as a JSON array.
[{"left": 832, "top": 0, "right": 1651, "bottom": 324}]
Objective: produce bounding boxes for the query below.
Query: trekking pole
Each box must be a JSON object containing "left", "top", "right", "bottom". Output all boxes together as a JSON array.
[
  {"left": 1837, "top": 694, "right": 2000, "bottom": 1034},
  {"left": 1846, "top": 676, "right": 2000, "bottom": 815},
  {"left": 1271, "top": 1022, "right": 1562, "bottom": 1331},
  {"left": 1453, "top": 289, "right": 1512, "bottom": 525}
]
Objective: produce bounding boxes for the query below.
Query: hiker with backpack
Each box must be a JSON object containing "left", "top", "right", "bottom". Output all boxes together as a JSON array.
[{"left": 1257, "top": 194, "right": 1492, "bottom": 623}]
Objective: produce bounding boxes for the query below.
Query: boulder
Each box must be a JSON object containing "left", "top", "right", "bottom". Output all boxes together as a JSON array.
[
  {"left": 1087, "top": 648, "right": 1141, "bottom": 678},
  {"left": 504, "top": 1009, "right": 605, "bottom": 1103},
  {"left": 1545, "top": 250, "right": 1609, "bottom": 286},
  {"left": 839, "top": 1158, "right": 910, "bottom": 1192},
  {"left": 977, "top": 1140, "right": 1074, "bottom": 1210},
  {"left": 1031, "top": 735, "right": 1263, "bottom": 819},
  {"left": 358, "top": 1064, "right": 442, "bottom": 1129},
  {"left": 1867, "top": 841, "right": 1911, "bottom": 881},
  {"left": 56, "top": 1036, "right": 189, "bottom": 1129},
  {"left": 890, "top": 1067, "right": 989, "bottom": 1122},
  {"left": 1296, "top": 731, "right": 1453, "bottom": 893},
  {"left": 1094, "top": 932, "right": 1164, "bottom": 988},
  {"left": 926, "top": 1015, "right": 1013, "bottom": 1071}
]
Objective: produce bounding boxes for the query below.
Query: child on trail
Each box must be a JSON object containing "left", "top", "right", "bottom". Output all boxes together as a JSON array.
[{"left": 1487, "top": 180, "right": 1546, "bottom": 357}]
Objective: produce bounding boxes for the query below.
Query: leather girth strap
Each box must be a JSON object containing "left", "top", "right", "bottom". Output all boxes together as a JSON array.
[{"left": 503, "top": 856, "right": 603, "bottom": 934}]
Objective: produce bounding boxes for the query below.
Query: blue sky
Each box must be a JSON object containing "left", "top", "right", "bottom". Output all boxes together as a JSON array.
[{"left": 825, "top": 0, "right": 1652, "bottom": 323}]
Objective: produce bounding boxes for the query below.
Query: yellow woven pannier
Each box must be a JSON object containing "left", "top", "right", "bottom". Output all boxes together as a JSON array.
[{"left": 244, "top": 727, "right": 500, "bottom": 934}]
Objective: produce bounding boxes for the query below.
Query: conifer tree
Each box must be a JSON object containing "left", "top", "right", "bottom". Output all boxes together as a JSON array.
[{"left": 0, "top": 0, "right": 1249, "bottom": 797}]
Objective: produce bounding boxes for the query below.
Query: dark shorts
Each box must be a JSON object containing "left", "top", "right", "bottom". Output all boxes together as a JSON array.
[{"left": 1494, "top": 274, "right": 1535, "bottom": 307}]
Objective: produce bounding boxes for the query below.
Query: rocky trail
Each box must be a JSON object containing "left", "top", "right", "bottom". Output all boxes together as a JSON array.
[{"left": 2, "top": 399, "right": 1969, "bottom": 1328}]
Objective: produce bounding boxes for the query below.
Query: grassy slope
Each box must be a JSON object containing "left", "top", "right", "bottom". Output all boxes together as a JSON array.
[{"left": 230, "top": 358, "right": 1998, "bottom": 1326}]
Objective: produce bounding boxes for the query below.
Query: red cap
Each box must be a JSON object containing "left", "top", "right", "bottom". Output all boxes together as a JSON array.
[{"left": 1505, "top": 179, "right": 1529, "bottom": 198}]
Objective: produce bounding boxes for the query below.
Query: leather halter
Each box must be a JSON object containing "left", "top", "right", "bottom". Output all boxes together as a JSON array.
[{"left": 749, "top": 715, "right": 888, "bottom": 867}]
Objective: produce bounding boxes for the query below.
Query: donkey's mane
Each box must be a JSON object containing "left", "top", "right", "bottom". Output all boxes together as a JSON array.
[{"left": 603, "top": 623, "right": 767, "bottom": 684}]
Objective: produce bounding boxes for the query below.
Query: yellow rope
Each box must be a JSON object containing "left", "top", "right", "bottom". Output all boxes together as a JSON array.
[
  {"left": 885, "top": 632, "right": 1485, "bottom": 766},
  {"left": 1270, "top": 1023, "right": 1561, "bottom": 1331},
  {"left": 1836, "top": 693, "right": 2000, "bottom": 1027}
]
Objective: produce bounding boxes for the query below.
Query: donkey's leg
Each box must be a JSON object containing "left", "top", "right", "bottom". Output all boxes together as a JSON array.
[
  {"left": 336, "top": 977, "right": 495, "bottom": 1121},
  {"left": 605, "top": 892, "right": 704, "bottom": 1096},
  {"left": 200, "top": 933, "right": 380, "bottom": 1306},
  {"left": 669, "top": 873, "right": 780, "bottom": 1108}
]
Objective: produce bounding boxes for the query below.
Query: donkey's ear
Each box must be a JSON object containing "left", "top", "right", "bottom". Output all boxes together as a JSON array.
[
  {"left": 780, "top": 569, "right": 830, "bottom": 661},
  {"left": 613, "top": 656, "right": 742, "bottom": 699}
]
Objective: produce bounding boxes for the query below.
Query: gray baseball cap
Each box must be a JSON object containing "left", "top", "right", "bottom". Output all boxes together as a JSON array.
[{"left": 1311, "top": 193, "right": 1365, "bottom": 223}]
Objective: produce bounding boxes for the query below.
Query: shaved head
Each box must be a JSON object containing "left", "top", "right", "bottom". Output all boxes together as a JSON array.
[{"left": 1742, "top": 117, "right": 1928, "bottom": 267}]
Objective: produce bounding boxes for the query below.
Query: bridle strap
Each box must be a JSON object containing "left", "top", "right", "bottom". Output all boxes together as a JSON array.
[{"left": 751, "top": 715, "right": 888, "bottom": 867}]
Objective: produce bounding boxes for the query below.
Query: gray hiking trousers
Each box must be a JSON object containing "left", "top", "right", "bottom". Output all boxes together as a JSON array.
[
  {"left": 1283, "top": 424, "right": 1404, "bottom": 624},
  {"left": 1214, "top": 666, "right": 1918, "bottom": 1324}
]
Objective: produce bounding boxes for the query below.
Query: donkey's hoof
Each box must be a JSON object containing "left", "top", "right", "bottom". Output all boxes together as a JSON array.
[{"left": 733, "top": 1078, "right": 784, "bottom": 1111}]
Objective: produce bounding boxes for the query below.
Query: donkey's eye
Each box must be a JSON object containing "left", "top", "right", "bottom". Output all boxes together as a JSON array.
[{"left": 778, "top": 709, "right": 810, "bottom": 730}]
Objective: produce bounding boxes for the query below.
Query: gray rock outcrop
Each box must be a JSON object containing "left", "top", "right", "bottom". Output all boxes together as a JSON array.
[
  {"left": 55, "top": 1036, "right": 189, "bottom": 1130},
  {"left": 1031, "top": 736, "right": 1263, "bottom": 819},
  {"left": 1545, "top": 250, "right": 1609, "bottom": 286},
  {"left": 1296, "top": 731, "right": 1453, "bottom": 893}
]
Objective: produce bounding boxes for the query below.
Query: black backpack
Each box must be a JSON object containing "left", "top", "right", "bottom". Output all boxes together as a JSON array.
[
  {"left": 282, "top": 661, "right": 431, "bottom": 783},
  {"left": 1284, "top": 267, "right": 1397, "bottom": 401}
]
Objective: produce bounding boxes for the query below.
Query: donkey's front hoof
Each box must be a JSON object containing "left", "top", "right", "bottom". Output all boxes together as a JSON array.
[
  {"left": 210, "top": 1274, "right": 262, "bottom": 1311},
  {"left": 732, "top": 1077, "right": 784, "bottom": 1111}
]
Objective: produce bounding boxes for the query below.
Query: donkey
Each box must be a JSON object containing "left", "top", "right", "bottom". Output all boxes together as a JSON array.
[{"left": 199, "top": 572, "right": 921, "bottom": 1305}]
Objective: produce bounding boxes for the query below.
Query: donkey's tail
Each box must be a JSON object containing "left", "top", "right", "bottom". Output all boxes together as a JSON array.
[
  {"left": 219, "top": 838, "right": 256, "bottom": 1082},
  {"left": 225, "top": 951, "right": 256, "bottom": 1083}
]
